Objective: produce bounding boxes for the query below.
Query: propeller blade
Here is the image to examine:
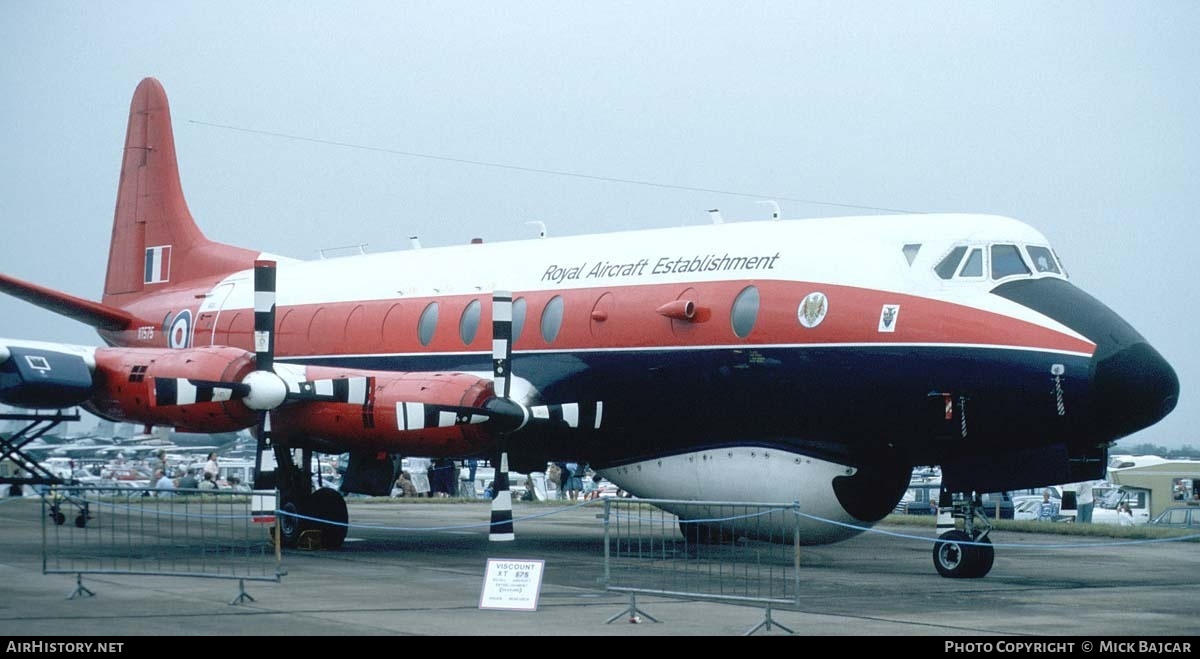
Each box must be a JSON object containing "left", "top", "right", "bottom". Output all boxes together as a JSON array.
[
  {"left": 492, "top": 290, "right": 513, "bottom": 399},
  {"left": 285, "top": 376, "right": 371, "bottom": 404},
  {"left": 488, "top": 449, "right": 514, "bottom": 542},
  {"left": 528, "top": 401, "right": 603, "bottom": 430},
  {"left": 253, "top": 260, "right": 277, "bottom": 372},
  {"left": 251, "top": 410, "right": 275, "bottom": 490},
  {"left": 394, "top": 402, "right": 494, "bottom": 431}
]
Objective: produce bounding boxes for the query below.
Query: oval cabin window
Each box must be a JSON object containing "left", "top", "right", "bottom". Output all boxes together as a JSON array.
[
  {"left": 459, "top": 299, "right": 482, "bottom": 345},
  {"left": 540, "top": 295, "right": 564, "bottom": 343},
  {"left": 730, "top": 285, "right": 760, "bottom": 338},
  {"left": 418, "top": 302, "right": 439, "bottom": 346}
]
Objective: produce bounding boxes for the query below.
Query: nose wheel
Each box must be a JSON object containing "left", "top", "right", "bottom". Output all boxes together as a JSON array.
[{"left": 932, "top": 493, "right": 995, "bottom": 578}]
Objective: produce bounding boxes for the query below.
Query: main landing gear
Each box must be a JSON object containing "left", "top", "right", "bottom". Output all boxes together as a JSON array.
[
  {"left": 271, "top": 448, "right": 348, "bottom": 550},
  {"left": 932, "top": 492, "right": 994, "bottom": 578}
]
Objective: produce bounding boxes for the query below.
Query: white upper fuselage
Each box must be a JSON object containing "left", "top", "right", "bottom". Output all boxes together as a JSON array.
[{"left": 189, "top": 213, "right": 1088, "bottom": 353}]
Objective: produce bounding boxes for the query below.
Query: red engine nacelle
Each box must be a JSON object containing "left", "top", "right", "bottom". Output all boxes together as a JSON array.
[
  {"left": 86, "top": 346, "right": 258, "bottom": 432},
  {"left": 270, "top": 369, "right": 496, "bottom": 457}
]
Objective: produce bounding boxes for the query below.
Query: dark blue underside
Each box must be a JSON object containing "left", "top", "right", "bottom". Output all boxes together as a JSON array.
[{"left": 280, "top": 345, "right": 1094, "bottom": 469}]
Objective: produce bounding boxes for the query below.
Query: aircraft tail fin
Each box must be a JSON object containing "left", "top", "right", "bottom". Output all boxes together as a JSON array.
[{"left": 103, "top": 77, "right": 257, "bottom": 307}]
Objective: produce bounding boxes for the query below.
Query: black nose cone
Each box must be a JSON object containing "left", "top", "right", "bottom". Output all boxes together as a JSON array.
[
  {"left": 1091, "top": 341, "right": 1179, "bottom": 439},
  {"left": 992, "top": 278, "right": 1180, "bottom": 441}
]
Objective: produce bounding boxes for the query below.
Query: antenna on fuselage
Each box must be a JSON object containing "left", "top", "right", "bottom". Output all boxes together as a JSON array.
[
  {"left": 409, "top": 235, "right": 422, "bottom": 250},
  {"left": 525, "top": 221, "right": 547, "bottom": 238},
  {"left": 757, "top": 200, "right": 781, "bottom": 221},
  {"left": 708, "top": 209, "right": 724, "bottom": 224}
]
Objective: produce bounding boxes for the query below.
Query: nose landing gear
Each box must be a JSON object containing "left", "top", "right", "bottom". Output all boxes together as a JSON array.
[{"left": 932, "top": 492, "right": 994, "bottom": 578}]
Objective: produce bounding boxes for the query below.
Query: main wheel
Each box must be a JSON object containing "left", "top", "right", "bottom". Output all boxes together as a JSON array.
[
  {"left": 51, "top": 510, "right": 66, "bottom": 526},
  {"left": 933, "top": 530, "right": 977, "bottom": 578},
  {"left": 74, "top": 514, "right": 88, "bottom": 528},
  {"left": 308, "top": 487, "right": 348, "bottom": 549},
  {"left": 278, "top": 499, "right": 305, "bottom": 547}
]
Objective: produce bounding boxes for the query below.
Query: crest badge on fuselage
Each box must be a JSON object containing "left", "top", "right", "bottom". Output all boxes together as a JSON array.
[
  {"left": 878, "top": 304, "right": 900, "bottom": 333},
  {"left": 798, "top": 292, "right": 828, "bottom": 329}
]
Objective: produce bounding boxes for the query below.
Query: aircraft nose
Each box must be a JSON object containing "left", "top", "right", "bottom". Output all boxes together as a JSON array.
[
  {"left": 991, "top": 278, "right": 1179, "bottom": 440},
  {"left": 1090, "top": 340, "right": 1179, "bottom": 439}
]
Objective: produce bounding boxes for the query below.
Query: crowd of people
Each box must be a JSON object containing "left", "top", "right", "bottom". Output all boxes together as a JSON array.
[{"left": 390, "top": 458, "right": 614, "bottom": 502}]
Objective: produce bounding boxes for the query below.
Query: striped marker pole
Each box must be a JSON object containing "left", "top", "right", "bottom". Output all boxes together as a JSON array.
[{"left": 489, "top": 451, "right": 515, "bottom": 542}]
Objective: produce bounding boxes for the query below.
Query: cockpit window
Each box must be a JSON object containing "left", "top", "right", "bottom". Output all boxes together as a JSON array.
[
  {"left": 902, "top": 243, "right": 921, "bottom": 266},
  {"left": 1026, "top": 246, "right": 1060, "bottom": 274},
  {"left": 1052, "top": 249, "right": 1068, "bottom": 277},
  {"left": 960, "top": 248, "right": 984, "bottom": 277},
  {"left": 935, "top": 246, "right": 967, "bottom": 280},
  {"left": 991, "top": 244, "right": 1030, "bottom": 279}
]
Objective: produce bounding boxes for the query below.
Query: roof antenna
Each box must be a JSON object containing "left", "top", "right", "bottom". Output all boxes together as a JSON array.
[
  {"left": 525, "top": 221, "right": 547, "bottom": 238},
  {"left": 756, "top": 200, "right": 781, "bottom": 221},
  {"left": 708, "top": 209, "right": 724, "bottom": 225},
  {"left": 409, "top": 235, "right": 422, "bottom": 250}
]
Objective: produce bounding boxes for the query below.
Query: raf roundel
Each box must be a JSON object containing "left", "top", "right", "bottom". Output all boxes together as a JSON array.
[
  {"left": 797, "top": 292, "right": 828, "bottom": 329},
  {"left": 168, "top": 309, "right": 192, "bottom": 349}
]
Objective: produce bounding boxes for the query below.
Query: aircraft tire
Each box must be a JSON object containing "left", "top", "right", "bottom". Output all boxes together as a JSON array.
[
  {"left": 51, "top": 511, "right": 66, "bottom": 526},
  {"left": 278, "top": 499, "right": 305, "bottom": 548},
  {"left": 308, "top": 487, "right": 348, "bottom": 550},
  {"left": 74, "top": 514, "right": 87, "bottom": 528},
  {"left": 967, "top": 534, "right": 994, "bottom": 578},
  {"left": 933, "top": 530, "right": 978, "bottom": 578}
]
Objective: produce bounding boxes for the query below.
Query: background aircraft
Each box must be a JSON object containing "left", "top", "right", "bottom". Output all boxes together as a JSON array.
[{"left": 0, "top": 78, "right": 1179, "bottom": 578}]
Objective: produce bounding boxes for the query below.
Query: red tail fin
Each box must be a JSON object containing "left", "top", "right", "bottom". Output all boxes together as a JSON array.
[{"left": 103, "top": 78, "right": 257, "bottom": 306}]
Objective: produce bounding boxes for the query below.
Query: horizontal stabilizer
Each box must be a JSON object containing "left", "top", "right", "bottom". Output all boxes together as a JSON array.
[{"left": 0, "top": 272, "right": 134, "bottom": 330}]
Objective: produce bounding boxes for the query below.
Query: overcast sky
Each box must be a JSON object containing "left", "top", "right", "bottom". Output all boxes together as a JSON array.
[{"left": 1, "top": 2, "right": 1196, "bottom": 448}]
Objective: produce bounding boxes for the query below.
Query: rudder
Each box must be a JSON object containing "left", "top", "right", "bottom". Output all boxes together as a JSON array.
[{"left": 103, "top": 78, "right": 256, "bottom": 306}]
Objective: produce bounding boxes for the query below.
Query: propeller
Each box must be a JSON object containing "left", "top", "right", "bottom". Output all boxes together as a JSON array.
[
  {"left": 488, "top": 292, "right": 516, "bottom": 542},
  {"left": 150, "top": 260, "right": 370, "bottom": 488}
]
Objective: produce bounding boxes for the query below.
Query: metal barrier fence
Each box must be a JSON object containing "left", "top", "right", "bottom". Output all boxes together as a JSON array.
[
  {"left": 600, "top": 498, "right": 800, "bottom": 634},
  {"left": 42, "top": 486, "right": 283, "bottom": 603}
]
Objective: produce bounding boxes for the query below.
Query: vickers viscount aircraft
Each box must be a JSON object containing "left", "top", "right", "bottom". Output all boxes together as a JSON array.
[{"left": 0, "top": 78, "right": 1179, "bottom": 577}]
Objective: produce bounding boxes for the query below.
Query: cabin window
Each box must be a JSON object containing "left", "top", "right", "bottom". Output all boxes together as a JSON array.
[
  {"left": 512, "top": 297, "right": 528, "bottom": 343},
  {"left": 1026, "top": 245, "right": 1061, "bottom": 274},
  {"left": 540, "top": 295, "right": 564, "bottom": 343},
  {"left": 459, "top": 299, "right": 481, "bottom": 345},
  {"left": 935, "top": 246, "right": 967, "bottom": 279},
  {"left": 959, "top": 248, "right": 984, "bottom": 278},
  {"left": 991, "top": 244, "right": 1030, "bottom": 279},
  {"left": 417, "top": 302, "right": 439, "bottom": 346},
  {"left": 730, "top": 285, "right": 759, "bottom": 338}
]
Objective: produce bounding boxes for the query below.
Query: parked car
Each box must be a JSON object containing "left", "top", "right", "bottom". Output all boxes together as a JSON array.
[
  {"left": 1149, "top": 505, "right": 1200, "bottom": 529},
  {"left": 978, "top": 492, "right": 1015, "bottom": 519}
]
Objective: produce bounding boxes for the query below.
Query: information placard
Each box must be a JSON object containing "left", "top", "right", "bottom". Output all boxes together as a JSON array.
[{"left": 478, "top": 558, "right": 545, "bottom": 611}]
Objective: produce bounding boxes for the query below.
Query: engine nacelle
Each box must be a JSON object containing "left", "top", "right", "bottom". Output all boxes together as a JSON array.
[
  {"left": 270, "top": 368, "right": 498, "bottom": 457},
  {"left": 85, "top": 346, "right": 257, "bottom": 432}
]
